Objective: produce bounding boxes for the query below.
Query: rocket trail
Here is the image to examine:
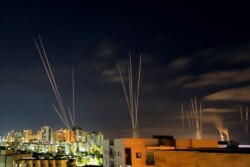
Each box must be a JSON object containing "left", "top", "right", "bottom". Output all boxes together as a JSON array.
[
  {"left": 35, "top": 36, "right": 75, "bottom": 129},
  {"left": 118, "top": 54, "right": 142, "bottom": 138}
]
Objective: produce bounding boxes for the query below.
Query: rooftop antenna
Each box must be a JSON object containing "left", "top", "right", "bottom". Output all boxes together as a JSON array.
[
  {"left": 35, "top": 36, "right": 75, "bottom": 129},
  {"left": 118, "top": 54, "right": 142, "bottom": 138}
]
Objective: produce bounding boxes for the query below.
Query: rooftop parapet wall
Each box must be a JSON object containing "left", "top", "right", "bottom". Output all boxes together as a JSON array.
[
  {"left": 154, "top": 151, "right": 250, "bottom": 167},
  {"left": 175, "top": 139, "right": 218, "bottom": 149},
  {"left": 0, "top": 150, "right": 14, "bottom": 155},
  {"left": 191, "top": 139, "right": 218, "bottom": 148}
]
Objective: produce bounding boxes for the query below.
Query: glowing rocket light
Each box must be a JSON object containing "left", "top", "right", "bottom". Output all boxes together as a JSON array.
[{"left": 182, "top": 97, "right": 203, "bottom": 140}]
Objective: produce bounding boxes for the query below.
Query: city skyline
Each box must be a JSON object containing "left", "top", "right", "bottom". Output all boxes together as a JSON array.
[{"left": 1, "top": 1, "right": 250, "bottom": 143}]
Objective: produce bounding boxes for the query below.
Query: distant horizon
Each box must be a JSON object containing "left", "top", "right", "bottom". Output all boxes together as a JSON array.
[{"left": 1, "top": 125, "right": 249, "bottom": 145}]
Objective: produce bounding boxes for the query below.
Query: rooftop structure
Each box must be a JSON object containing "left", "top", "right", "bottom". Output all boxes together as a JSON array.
[
  {"left": 103, "top": 136, "right": 175, "bottom": 167},
  {"left": 103, "top": 135, "right": 250, "bottom": 167},
  {"left": 154, "top": 149, "right": 250, "bottom": 167}
]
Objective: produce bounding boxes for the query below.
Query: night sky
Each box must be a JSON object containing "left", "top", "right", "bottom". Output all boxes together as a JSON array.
[{"left": 1, "top": 1, "right": 250, "bottom": 143}]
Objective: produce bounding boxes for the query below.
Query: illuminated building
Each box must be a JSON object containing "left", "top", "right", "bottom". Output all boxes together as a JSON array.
[
  {"left": 74, "top": 128, "right": 87, "bottom": 142},
  {"left": 103, "top": 139, "right": 114, "bottom": 167},
  {"left": 103, "top": 137, "right": 175, "bottom": 167},
  {"left": 35, "top": 130, "right": 42, "bottom": 142},
  {"left": 41, "top": 125, "right": 54, "bottom": 144},
  {"left": 81, "top": 130, "right": 88, "bottom": 143},
  {"left": 23, "top": 129, "right": 32, "bottom": 143},
  {"left": 15, "top": 159, "right": 70, "bottom": 167},
  {"left": 64, "top": 129, "right": 74, "bottom": 143},
  {"left": 154, "top": 149, "right": 250, "bottom": 167},
  {"left": 55, "top": 129, "right": 66, "bottom": 143},
  {"left": 74, "top": 128, "right": 80, "bottom": 142},
  {"left": 87, "top": 131, "right": 104, "bottom": 146},
  {"left": 0, "top": 149, "right": 14, "bottom": 167},
  {"left": 6, "top": 131, "right": 23, "bottom": 143},
  {"left": 0, "top": 149, "right": 31, "bottom": 167},
  {"left": 6, "top": 131, "right": 15, "bottom": 143},
  {"left": 1, "top": 125, "right": 104, "bottom": 166},
  {"left": 175, "top": 139, "right": 218, "bottom": 149},
  {"left": 103, "top": 136, "right": 250, "bottom": 167}
]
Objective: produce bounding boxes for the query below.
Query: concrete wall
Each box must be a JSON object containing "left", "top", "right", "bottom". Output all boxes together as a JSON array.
[
  {"left": 16, "top": 159, "right": 68, "bottom": 167},
  {"left": 114, "top": 139, "right": 125, "bottom": 167},
  {"left": 114, "top": 138, "right": 147, "bottom": 167},
  {"left": 191, "top": 139, "right": 218, "bottom": 148},
  {"left": 175, "top": 139, "right": 192, "bottom": 149},
  {"left": 175, "top": 139, "right": 218, "bottom": 149},
  {"left": 145, "top": 138, "right": 159, "bottom": 147},
  {"left": 103, "top": 139, "right": 109, "bottom": 167},
  {"left": 124, "top": 138, "right": 146, "bottom": 167},
  {"left": 0, "top": 150, "right": 14, "bottom": 155},
  {"left": 154, "top": 151, "right": 250, "bottom": 167},
  {"left": 0, "top": 155, "right": 13, "bottom": 167},
  {"left": 103, "top": 139, "right": 114, "bottom": 167}
]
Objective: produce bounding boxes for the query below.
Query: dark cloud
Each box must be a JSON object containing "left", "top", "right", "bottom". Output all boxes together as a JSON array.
[
  {"left": 101, "top": 68, "right": 120, "bottom": 83},
  {"left": 168, "top": 57, "right": 191, "bottom": 70},
  {"left": 203, "top": 86, "right": 250, "bottom": 102},
  {"left": 97, "top": 40, "right": 120, "bottom": 58},
  {"left": 196, "top": 42, "right": 250, "bottom": 67},
  {"left": 203, "top": 108, "right": 238, "bottom": 114},
  {"left": 170, "top": 75, "right": 193, "bottom": 86},
  {"left": 142, "top": 84, "right": 155, "bottom": 92},
  {"left": 185, "top": 68, "right": 250, "bottom": 87}
]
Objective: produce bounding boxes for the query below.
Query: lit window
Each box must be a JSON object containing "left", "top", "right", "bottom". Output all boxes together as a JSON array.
[{"left": 136, "top": 152, "right": 142, "bottom": 158}]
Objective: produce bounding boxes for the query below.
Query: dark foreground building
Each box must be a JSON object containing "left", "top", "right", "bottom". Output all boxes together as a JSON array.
[{"left": 103, "top": 136, "right": 250, "bottom": 167}]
